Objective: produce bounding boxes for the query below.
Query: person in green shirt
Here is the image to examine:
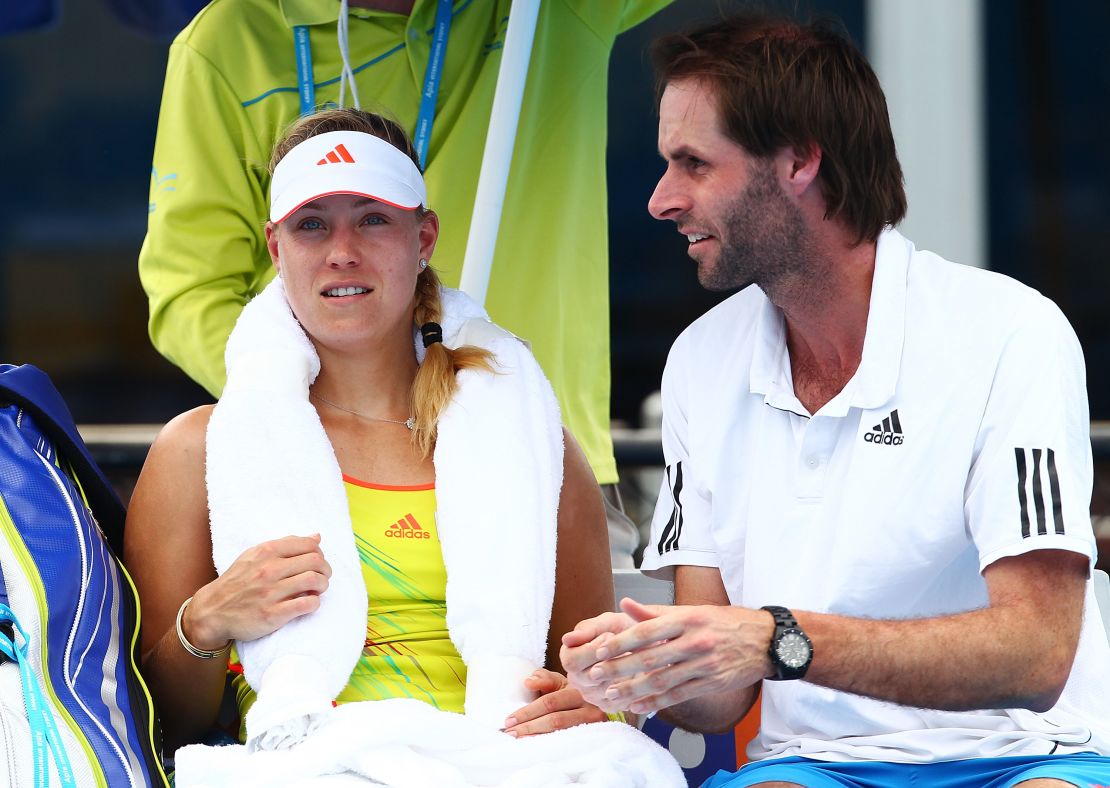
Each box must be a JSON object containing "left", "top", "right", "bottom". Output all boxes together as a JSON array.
[{"left": 139, "top": 0, "right": 674, "bottom": 567}]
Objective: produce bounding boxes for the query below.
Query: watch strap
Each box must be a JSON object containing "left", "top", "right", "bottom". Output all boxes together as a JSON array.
[
  {"left": 762, "top": 605, "right": 798, "bottom": 630},
  {"left": 761, "top": 604, "right": 812, "bottom": 681}
]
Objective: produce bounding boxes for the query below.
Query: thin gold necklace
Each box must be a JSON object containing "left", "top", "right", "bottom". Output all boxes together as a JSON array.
[{"left": 310, "top": 391, "right": 415, "bottom": 430}]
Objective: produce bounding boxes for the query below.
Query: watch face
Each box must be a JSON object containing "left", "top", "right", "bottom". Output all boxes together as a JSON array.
[{"left": 776, "top": 631, "right": 811, "bottom": 669}]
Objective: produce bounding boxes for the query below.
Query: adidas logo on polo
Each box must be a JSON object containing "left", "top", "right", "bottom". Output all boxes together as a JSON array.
[
  {"left": 317, "top": 143, "right": 356, "bottom": 165},
  {"left": 385, "top": 513, "right": 430, "bottom": 539},
  {"left": 864, "top": 409, "right": 904, "bottom": 445}
]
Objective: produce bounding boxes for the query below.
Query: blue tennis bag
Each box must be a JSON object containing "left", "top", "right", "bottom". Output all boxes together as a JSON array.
[{"left": 0, "top": 364, "right": 167, "bottom": 786}]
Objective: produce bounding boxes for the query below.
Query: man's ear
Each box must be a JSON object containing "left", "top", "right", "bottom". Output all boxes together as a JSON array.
[
  {"left": 265, "top": 221, "right": 282, "bottom": 273},
  {"left": 776, "top": 141, "right": 822, "bottom": 197}
]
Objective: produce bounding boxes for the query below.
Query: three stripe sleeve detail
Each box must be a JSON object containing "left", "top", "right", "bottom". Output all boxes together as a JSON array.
[
  {"left": 656, "top": 462, "right": 684, "bottom": 554},
  {"left": 1015, "top": 447, "right": 1065, "bottom": 538},
  {"left": 657, "top": 448, "right": 1067, "bottom": 552}
]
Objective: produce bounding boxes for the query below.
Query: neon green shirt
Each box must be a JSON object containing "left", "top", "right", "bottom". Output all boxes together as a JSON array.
[{"left": 139, "top": 0, "right": 672, "bottom": 484}]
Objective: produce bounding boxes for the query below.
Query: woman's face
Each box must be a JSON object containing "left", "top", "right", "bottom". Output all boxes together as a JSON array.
[{"left": 266, "top": 193, "right": 438, "bottom": 352}]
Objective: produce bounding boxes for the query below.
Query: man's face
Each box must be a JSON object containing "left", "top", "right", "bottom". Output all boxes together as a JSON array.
[{"left": 649, "top": 79, "right": 811, "bottom": 294}]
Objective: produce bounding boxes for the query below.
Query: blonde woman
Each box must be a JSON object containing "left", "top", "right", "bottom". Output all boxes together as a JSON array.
[{"left": 124, "top": 109, "right": 621, "bottom": 763}]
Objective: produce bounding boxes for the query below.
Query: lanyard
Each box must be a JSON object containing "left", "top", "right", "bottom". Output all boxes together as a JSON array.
[
  {"left": 413, "top": 0, "right": 455, "bottom": 168},
  {"left": 293, "top": 25, "right": 315, "bottom": 117},
  {"left": 0, "top": 606, "right": 77, "bottom": 788},
  {"left": 293, "top": 0, "right": 456, "bottom": 167}
]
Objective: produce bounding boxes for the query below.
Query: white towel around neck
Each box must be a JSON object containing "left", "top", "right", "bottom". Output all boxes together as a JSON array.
[{"left": 181, "top": 278, "right": 683, "bottom": 786}]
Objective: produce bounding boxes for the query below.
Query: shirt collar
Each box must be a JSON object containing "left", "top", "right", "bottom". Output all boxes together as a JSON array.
[
  {"left": 749, "top": 227, "right": 910, "bottom": 416},
  {"left": 280, "top": 0, "right": 340, "bottom": 26},
  {"left": 749, "top": 290, "right": 796, "bottom": 411},
  {"left": 280, "top": 0, "right": 419, "bottom": 27},
  {"left": 848, "top": 227, "right": 909, "bottom": 411}
]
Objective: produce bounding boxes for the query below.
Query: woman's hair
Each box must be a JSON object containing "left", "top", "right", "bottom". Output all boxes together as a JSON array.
[
  {"left": 269, "top": 106, "right": 422, "bottom": 173},
  {"left": 410, "top": 267, "right": 495, "bottom": 457},
  {"left": 271, "top": 107, "right": 494, "bottom": 457}
]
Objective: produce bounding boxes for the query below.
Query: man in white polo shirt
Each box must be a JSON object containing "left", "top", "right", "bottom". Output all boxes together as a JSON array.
[{"left": 561, "top": 11, "right": 1110, "bottom": 787}]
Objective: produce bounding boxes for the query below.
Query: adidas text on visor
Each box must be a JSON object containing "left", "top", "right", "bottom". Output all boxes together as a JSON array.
[{"left": 269, "top": 130, "right": 427, "bottom": 223}]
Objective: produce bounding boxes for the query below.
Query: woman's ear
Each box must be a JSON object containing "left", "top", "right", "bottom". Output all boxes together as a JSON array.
[
  {"left": 418, "top": 210, "right": 440, "bottom": 264},
  {"left": 265, "top": 221, "right": 282, "bottom": 273}
]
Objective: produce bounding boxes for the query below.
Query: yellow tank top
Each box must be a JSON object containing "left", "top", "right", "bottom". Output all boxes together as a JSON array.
[{"left": 232, "top": 477, "right": 466, "bottom": 736}]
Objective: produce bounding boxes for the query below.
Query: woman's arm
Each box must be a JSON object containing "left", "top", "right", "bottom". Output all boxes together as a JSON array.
[
  {"left": 124, "top": 407, "right": 332, "bottom": 751},
  {"left": 503, "top": 429, "right": 615, "bottom": 736},
  {"left": 547, "top": 428, "right": 616, "bottom": 669},
  {"left": 124, "top": 407, "right": 226, "bottom": 750}
]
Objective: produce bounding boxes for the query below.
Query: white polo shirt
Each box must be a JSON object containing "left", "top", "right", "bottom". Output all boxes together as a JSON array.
[{"left": 641, "top": 229, "right": 1110, "bottom": 763}]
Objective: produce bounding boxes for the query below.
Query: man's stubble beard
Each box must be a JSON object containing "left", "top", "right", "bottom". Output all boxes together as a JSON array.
[{"left": 698, "top": 160, "right": 823, "bottom": 306}]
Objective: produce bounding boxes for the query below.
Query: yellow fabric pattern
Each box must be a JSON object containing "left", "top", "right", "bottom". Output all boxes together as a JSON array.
[
  {"left": 338, "top": 476, "right": 465, "bottom": 710},
  {"left": 231, "top": 477, "right": 465, "bottom": 738}
]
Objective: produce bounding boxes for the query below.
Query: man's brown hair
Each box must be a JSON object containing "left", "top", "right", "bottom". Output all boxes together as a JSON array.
[{"left": 651, "top": 12, "right": 906, "bottom": 244}]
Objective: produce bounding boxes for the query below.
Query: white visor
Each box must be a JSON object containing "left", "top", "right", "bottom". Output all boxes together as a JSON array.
[{"left": 269, "top": 129, "right": 427, "bottom": 222}]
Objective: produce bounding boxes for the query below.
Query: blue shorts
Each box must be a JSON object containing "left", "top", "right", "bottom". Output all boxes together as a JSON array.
[{"left": 702, "top": 753, "right": 1110, "bottom": 788}]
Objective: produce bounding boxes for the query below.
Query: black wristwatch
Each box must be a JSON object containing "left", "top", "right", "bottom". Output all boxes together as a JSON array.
[{"left": 761, "top": 605, "right": 813, "bottom": 681}]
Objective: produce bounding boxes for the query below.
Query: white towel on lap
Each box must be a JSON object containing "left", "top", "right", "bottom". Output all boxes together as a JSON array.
[
  {"left": 178, "top": 700, "right": 674, "bottom": 787},
  {"left": 182, "top": 279, "right": 683, "bottom": 786}
]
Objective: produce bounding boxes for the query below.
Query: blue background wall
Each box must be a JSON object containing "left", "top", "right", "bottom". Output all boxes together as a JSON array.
[{"left": 0, "top": 0, "right": 1106, "bottom": 429}]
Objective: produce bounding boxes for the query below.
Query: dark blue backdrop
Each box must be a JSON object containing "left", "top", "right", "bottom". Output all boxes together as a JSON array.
[{"left": 0, "top": 0, "right": 1106, "bottom": 428}]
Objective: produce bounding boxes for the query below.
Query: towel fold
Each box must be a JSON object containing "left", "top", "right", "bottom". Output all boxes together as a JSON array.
[
  {"left": 176, "top": 698, "right": 683, "bottom": 787},
  {"left": 206, "top": 278, "right": 368, "bottom": 746},
  {"left": 186, "top": 279, "right": 684, "bottom": 786},
  {"left": 431, "top": 289, "right": 560, "bottom": 728}
]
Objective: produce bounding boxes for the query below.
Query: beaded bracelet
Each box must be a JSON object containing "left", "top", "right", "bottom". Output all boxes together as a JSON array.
[{"left": 175, "top": 596, "right": 232, "bottom": 660}]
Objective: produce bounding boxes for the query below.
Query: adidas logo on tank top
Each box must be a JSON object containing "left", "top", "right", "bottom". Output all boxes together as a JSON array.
[{"left": 385, "top": 513, "right": 430, "bottom": 539}]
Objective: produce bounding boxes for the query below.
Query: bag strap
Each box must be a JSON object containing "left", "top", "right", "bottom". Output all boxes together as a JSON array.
[{"left": 0, "top": 365, "right": 126, "bottom": 555}]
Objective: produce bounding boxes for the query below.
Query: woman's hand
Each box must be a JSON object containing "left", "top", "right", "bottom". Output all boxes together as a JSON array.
[
  {"left": 182, "top": 534, "right": 332, "bottom": 650},
  {"left": 502, "top": 668, "right": 608, "bottom": 738}
]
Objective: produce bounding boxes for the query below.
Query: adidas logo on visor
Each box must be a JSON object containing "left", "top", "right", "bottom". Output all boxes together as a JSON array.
[
  {"left": 863, "top": 409, "right": 904, "bottom": 446},
  {"left": 268, "top": 130, "right": 427, "bottom": 222},
  {"left": 317, "top": 143, "right": 356, "bottom": 165}
]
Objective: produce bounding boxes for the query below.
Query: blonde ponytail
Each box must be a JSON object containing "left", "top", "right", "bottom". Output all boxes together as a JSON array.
[{"left": 410, "top": 268, "right": 495, "bottom": 457}]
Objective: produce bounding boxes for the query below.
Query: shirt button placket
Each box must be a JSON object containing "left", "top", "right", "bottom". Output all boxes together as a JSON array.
[{"left": 796, "top": 417, "right": 834, "bottom": 499}]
